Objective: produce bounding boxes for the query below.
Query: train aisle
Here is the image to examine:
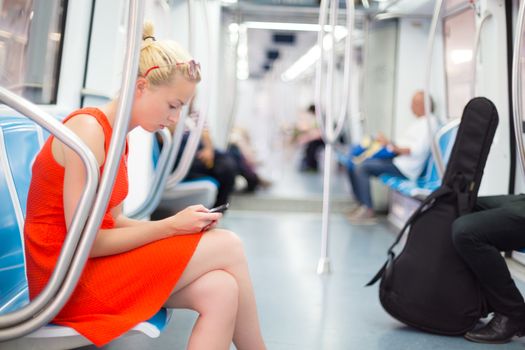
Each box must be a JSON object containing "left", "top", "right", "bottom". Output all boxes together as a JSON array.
[{"left": 80, "top": 157, "right": 525, "bottom": 349}]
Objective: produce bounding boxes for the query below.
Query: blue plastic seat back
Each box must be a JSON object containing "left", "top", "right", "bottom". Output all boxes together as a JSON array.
[
  {"left": 420, "top": 125, "right": 458, "bottom": 185},
  {"left": 1, "top": 120, "right": 44, "bottom": 215},
  {"left": 0, "top": 118, "right": 42, "bottom": 314}
]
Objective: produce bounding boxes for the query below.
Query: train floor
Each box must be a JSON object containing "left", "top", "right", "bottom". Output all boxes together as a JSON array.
[{"left": 81, "top": 154, "right": 525, "bottom": 349}]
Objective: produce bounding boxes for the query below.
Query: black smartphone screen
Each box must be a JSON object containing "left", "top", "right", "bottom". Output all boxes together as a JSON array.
[{"left": 209, "top": 203, "right": 230, "bottom": 213}]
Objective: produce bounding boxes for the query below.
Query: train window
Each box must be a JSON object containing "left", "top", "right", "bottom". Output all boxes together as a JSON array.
[
  {"left": 0, "top": 0, "right": 67, "bottom": 105},
  {"left": 443, "top": 5, "right": 475, "bottom": 119}
]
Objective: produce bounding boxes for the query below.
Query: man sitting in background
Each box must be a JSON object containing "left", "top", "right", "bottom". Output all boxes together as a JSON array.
[{"left": 347, "top": 91, "right": 436, "bottom": 224}]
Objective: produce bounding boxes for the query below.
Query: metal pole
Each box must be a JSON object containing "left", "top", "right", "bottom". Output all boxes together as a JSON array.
[
  {"left": 424, "top": 0, "right": 445, "bottom": 178},
  {"left": 316, "top": 0, "right": 354, "bottom": 275},
  {"left": 512, "top": 0, "right": 525, "bottom": 177},
  {"left": 471, "top": 11, "right": 492, "bottom": 99}
]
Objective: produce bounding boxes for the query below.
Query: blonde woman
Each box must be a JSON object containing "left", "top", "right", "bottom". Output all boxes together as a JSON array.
[{"left": 24, "top": 21, "right": 265, "bottom": 350}]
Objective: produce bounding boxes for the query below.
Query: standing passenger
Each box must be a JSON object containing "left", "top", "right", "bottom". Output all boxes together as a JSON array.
[{"left": 24, "top": 21, "right": 266, "bottom": 350}]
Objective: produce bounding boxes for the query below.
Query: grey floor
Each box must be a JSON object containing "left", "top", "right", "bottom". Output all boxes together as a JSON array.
[{"left": 81, "top": 153, "right": 525, "bottom": 349}]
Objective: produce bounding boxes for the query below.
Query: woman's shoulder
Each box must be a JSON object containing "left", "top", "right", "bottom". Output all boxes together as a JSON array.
[{"left": 59, "top": 111, "right": 107, "bottom": 166}]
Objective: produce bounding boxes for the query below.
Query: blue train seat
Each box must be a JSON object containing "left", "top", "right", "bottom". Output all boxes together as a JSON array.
[
  {"left": 379, "top": 123, "right": 458, "bottom": 200},
  {"left": 0, "top": 115, "right": 171, "bottom": 347}
]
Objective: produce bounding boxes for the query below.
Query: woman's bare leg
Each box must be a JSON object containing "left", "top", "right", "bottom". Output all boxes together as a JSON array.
[
  {"left": 164, "top": 270, "right": 239, "bottom": 350},
  {"left": 170, "top": 229, "right": 266, "bottom": 350}
]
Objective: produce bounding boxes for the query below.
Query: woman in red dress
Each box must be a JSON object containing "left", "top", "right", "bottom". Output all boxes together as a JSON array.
[{"left": 24, "top": 21, "right": 266, "bottom": 350}]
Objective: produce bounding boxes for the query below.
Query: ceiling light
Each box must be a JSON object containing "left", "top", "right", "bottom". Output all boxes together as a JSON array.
[{"left": 243, "top": 21, "right": 347, "bottom": 33}]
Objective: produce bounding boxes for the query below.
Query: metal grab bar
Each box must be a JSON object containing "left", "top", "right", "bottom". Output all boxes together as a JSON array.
[
  {"left": 0, "top": 87, "right": 99, "bottom": 330},
  {"left": 471, "top": 10, "right": 492, "bottom": 99},
  {"left": 162, "top": 0, "right": 208, "bottom": 191},
  {"left": 0, "top": 0, "right": 145, "bottom": 339},
  {"left": 131, "top": 108, "right": 189, "bottom": 219},
  {"left": 512, "top": 0, "right": 525, "bottom": 178},
  {"left": 315, "top": 0, "right": 353, "bottom": 275},
  {"left": 127, "top": 127, "right": 172, "bottom": 219},
  {"left": 424, "top": 0, "right": 445, "bottom": 179},
  {"left": 165, "top": 112, "right": 207, "bottom": 188}
]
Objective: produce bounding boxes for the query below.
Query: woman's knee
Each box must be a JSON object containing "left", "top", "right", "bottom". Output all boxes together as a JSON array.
[
  {"left": 192, "top": 270, "right": 239, "bottom": 316},
  {"left": 210, "top": 229, "right": 246, "bottom": 263}
]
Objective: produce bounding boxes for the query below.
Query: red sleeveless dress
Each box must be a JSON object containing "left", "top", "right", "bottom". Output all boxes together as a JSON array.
[{"left": 24, "top": 108, "right": 203, "bottom": 346}]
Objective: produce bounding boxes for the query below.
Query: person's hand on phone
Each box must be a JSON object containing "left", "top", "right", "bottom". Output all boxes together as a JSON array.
[{"left": 165, "top": 204, "right": 222, "bottom": 235}]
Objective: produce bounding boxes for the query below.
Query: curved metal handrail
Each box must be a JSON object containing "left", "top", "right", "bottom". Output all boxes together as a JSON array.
[
  {"left": 512, "top": 0, "right": 525, "bottom": 178},
  {"left": 0, "top": 0, "right": 145, "bottom": 339},
  {"left": 165, "top": 112, "right": 207, "bottom": 188},
  {"left": 162, "top": 0, "right": 208, "bottom": 192},
  {"left": 424, "top": 0, "right": 445, "bottom": 179},
  {"left": 471, "top": 10, "right": 492, "bottom": 99},
  {"left": 0, "top": 87, "right": 99, "bottom": 330},
  {"left": 126, "top": 127, "right": 172, "bottom": 219}
]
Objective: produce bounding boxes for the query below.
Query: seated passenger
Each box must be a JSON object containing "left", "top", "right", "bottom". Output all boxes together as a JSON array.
[
  {"left": 23, "top": 21, "right": 266, "bottom": 349},
  {"left": 228, "top": 126, "right": 271, "bottom": 193},
  {"left": 181, "top": 125, "right": 238, "bottom": 207},
  {"left": 294, "top": 104, "right": 324, "bottom": 172},
  {"left": 453, "top": 195, "right": 525, "bottom": 344},
  {"left": 347, "top": 90, "right": 436, "bottom": 223}
]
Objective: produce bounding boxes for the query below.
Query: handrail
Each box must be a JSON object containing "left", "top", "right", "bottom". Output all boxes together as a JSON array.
[
  {"left": 0, "top": 0, "right": 145, "bottom": 339},
  {"left": 162, "top": 0, "right": 208, "bottom": 191},
  {"left": 165, "top": 112, "right": 207, "bottom": 188},
  {"left": 471, "top": 10, "right": 492, "bottom": 99},
  {"left": 315, "top": 0, "right": 353, "bottom": 275},
  {"left": 0, "top": 87, "right": 99, "bottom": 330},
  {"left": 127, "top": 127, "right": 172, "bottom": 219},
  {"left": 512, "top": 0, "right": 525, "bottom": 178},
  {"left": 424, "top": 0, "right": 445, "bottom": 179}
]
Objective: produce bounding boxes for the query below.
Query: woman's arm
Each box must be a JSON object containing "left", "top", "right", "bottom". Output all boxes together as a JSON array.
[
  {"left": 91, "top": 205, "right": 221, "bottom": 257},
  {"left": 58, "top": 115, "right": 221, "bottom": 258}
]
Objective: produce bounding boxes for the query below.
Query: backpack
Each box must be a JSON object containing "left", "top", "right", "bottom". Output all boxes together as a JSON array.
[{"left": 366, "top": 97, "right": 499, "bottom": 335}]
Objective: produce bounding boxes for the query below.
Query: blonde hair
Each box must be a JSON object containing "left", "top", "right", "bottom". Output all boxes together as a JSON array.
[{"left": 139, "top": 21, "right": 201, "bottom": 85}]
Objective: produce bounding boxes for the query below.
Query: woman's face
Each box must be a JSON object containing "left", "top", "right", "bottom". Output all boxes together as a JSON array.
[{"left": 132, "top": 75, "right": 197, "bottom": 132}]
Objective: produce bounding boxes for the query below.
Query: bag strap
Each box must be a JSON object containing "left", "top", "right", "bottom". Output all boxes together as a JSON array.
[{"left": 365, "top": 185, "right": 453, "bottom": 287}]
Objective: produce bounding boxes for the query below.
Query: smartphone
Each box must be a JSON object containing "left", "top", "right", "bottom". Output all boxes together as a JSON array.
[{"left": 208, "top": 203, "right": 229, "bottom": 213}]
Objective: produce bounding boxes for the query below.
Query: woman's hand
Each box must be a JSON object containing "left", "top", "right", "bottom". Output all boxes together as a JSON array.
[{"left": 164, "top": 204, "right": 222, "bottom": 236}]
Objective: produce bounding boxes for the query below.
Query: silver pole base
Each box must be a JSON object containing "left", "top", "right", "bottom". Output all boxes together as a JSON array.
[{"left": 317, "top": 257, "right": 332, "bottom": 275}]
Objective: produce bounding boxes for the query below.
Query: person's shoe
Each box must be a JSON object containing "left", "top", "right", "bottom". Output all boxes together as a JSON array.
[
  {"left": 346, "top": 206, "right": 377, "bottom": 225},
  {"left": 464, "top": 313, "right": 525, "bottom": 344}
]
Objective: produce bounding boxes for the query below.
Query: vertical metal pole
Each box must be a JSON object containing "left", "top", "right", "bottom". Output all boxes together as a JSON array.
[
  {"left": 424, "top": 0, "right": 445, "bottom": 178},
  {"left": 316, "top": 0, "right": 354, "bottom": 275},
  {"left": 471, "top": 11, "right": 492, "bottom": 99},
  {"left": 318, "top": 143, "right": 333, "bottom": 274},
  {"left": 512, "top": 0, "right": 525, "bottom": 177}
]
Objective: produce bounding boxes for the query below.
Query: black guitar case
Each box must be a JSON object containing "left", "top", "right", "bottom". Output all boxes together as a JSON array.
[{"left": 367, "top": 97, "right": 499, "bottom": 335}]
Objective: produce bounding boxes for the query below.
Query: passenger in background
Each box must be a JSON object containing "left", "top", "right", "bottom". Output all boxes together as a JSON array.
[
  {"left": 453, "top": 195, "right": 525, "bottom": 344},
  {"left": 294, "top": 104, "right": 324, "bottom": 172},
  {"left": 228, "top": 126, "right": 271, "bottom": 193},
  {"left": 180, "top": 125, "right": 238, "bottom": 207},
  {"left": 24, "top": 21, "right": 265, "bottom": 350},
  {"left": 346, "top": 91, "right": 435, "bottom": 224}
]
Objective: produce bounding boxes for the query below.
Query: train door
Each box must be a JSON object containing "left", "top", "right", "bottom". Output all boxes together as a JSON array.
[{"left": 450, "top": 0, "right": 511, "bottom": 196}]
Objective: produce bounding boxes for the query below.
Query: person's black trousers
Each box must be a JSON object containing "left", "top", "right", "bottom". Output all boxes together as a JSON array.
[{"left": 452, "top": 194, "right": 525, "bottom": 319}]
